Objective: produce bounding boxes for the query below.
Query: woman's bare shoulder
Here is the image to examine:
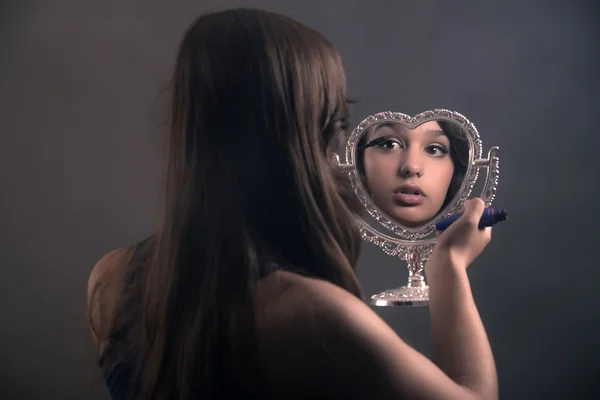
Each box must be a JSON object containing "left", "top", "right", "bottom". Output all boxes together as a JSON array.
[
  {"left": 255, "top": 269, "right": 368, "bottom": 325},
  {"left": 87, "top": 248, "right": 132, "bottom": 298},
  {"left": 87, "top": 248, "right": 133, "bottom": 347},
  {"left": 256, "top": 271, "right": 479, "bottom": 400},
  {"left": 255, "top": 271, "right": 385, "bottom": 396},
  {"left": 91, "top": 247, "right": 130, "bottom": 277}
]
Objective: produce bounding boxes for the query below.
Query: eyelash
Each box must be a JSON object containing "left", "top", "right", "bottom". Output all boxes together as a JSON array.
[
  {"left": 426, "top": 144, "right": 449, "bottom": 155},
  {"left": 374, "top": 137, "right": 449, "bottom": 155}
]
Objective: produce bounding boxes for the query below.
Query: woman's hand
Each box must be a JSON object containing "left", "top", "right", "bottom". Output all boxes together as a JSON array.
[{"left": 429, "top": 198, "right": 492, "bottom": 271}]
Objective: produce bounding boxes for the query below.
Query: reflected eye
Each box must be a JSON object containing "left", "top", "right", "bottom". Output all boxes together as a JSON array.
[
  {"left": 359, "top": 136, "right": 403, "bottom": 152},
  {"left": 376, "top": 138, "right": 402, "bottom": 150},
  {"left": 425, "top": 144, "right": 449, "bottom": 157}
]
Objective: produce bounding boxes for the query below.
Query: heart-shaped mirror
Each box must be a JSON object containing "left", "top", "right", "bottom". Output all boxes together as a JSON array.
[{"left": 333, "top": 109, "right": 500, "bottom": 306}]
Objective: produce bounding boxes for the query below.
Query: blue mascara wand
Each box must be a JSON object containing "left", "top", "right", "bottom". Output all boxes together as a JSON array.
[{"left": 435, "top": 208, "right": 508, "bottom": 232}]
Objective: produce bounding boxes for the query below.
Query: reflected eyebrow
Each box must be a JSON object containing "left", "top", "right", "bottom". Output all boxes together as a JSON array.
[
  {"left": 368, "top": 125, "right": 447, "bottom": 140},
  {"left": 427, "top": 129, "right": 446, "bottom": 137},
  {"left": 366, "top": 123, "right": 400, "bottom": 141},
  {"left": 372, "top": 122, "right": 399, "bottom": 134}
]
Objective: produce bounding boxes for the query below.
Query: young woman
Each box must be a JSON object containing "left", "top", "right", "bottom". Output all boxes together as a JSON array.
[
  {"left": 358, "top": 120, "right": 469, "bottom": 227},
  {"left": 87, "top": 8, "right": 498, "bottom": 400}
]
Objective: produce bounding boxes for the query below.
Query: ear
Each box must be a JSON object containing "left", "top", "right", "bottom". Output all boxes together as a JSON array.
[
  {"left": 328, "top": 152, "right": 342, "bottom": 168},
  {"left": 327, "top": 130, "right": 345, "bottom": 155}
]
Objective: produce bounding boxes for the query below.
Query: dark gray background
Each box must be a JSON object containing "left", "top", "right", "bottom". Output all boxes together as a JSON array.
[{"left": 2, "top": 0, "right": 599, "bottom": 398}]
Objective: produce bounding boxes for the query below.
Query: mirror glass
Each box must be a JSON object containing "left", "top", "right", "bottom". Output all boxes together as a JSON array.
[{"left": 356, "top": 119, "right": 470, "bottom": 230}]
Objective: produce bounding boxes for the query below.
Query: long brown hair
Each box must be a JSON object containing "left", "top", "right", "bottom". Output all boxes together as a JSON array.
[{"left": 94, "top": 8, "right": 364, "bottom": 399}]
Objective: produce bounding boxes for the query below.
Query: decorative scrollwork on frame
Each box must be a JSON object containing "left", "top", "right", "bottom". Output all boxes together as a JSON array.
[
  {"left": 479, "top": 147, "right": 500, "bottom": 207},
  {"left": 357, "top": 219, "right": 435, "bottom": 261}
]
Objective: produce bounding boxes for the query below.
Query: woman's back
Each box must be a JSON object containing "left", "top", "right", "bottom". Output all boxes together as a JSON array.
[
  {"left": 86, "top": 8, "right": 367, "bottom": 398},
  {"left": 89, "top": 245, "right": 353, "bottom": 399},
  {"left": 90, "top": 213, "right": 498, "bottom": 400},
  {"left": 90, "top": 246, "right": 402, "bottom": 399},
  {"left": 89, "top": 241, "right": 355, "bottom": 399}
]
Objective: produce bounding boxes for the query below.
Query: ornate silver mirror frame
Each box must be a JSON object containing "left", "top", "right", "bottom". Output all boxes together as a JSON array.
[{"left": 332, "top": 109, "right": 500, "bottom": 306}]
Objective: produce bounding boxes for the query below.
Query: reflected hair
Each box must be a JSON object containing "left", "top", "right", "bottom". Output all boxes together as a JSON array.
[
  {"left": 91, "top": 8, "right": 363, "bottom": 400},
  {"left": 437, "top": 120, "right": 469, "bottom": 208}
]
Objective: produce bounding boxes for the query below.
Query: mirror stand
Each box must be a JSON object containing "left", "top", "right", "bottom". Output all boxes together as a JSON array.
[
  {"left": 360, "top": 221, "right": 435, "bottom": 306},
  {"left": 370, "top": 255, "right": 430, "bottom": 306}
]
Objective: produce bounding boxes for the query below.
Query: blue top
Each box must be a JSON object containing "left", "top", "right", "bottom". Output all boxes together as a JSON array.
[
  {"left": 98, "top": 340, "right": 137, "bottom": 400},
  {"left": 98, "top": 262, "right": 293, "bottom": 400}
]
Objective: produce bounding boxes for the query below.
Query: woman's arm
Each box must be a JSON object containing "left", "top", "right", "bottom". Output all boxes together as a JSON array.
[
  {"left": 261, "top": 199, "right": 497, "bottom": 400},
  {"left": 262, "top": 272, "right": 495, "bottom": 400},
  {"left": 427, "top": 252, "right": 498, "bottom": 400},
  {"left": 426, "top": 198, "right": 498, "bottom": 398}
]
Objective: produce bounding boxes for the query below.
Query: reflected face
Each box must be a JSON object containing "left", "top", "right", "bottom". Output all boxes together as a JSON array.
[{"left": 360, "top": 121, "right": 454, "bottom": 227}]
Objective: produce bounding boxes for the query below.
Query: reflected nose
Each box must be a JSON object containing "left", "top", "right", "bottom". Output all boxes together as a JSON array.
[{"left": 398, "top": 149, "right": 423, "bottom": 177}]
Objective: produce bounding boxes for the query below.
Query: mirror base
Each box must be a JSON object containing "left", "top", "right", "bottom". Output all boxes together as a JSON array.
[{"left": 370, "top": 285, "right": 429, "bottom": 307}]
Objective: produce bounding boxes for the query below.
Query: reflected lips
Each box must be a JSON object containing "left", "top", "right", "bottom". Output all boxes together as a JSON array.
[{"left": 393, "top": 184, "right": 425, "bottom": 206}]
